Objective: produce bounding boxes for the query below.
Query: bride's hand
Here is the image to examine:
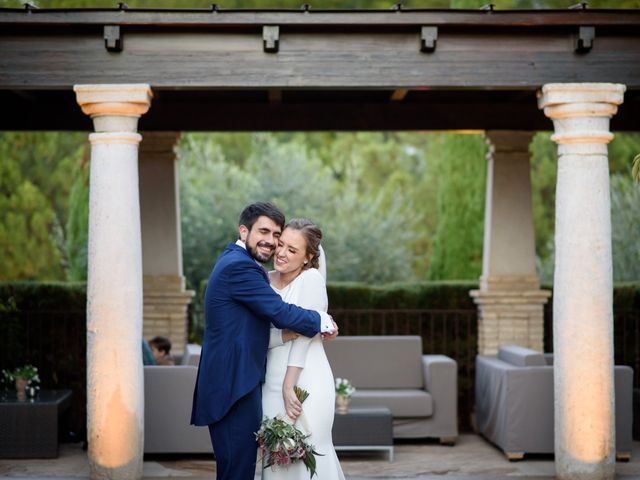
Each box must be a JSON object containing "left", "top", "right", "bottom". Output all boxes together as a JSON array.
[
  {"left": 283, "top": 386, "right": 302, "bottom": 420},
  {"left": 281, "top": 329, "right": 299, "bottom": 343}
]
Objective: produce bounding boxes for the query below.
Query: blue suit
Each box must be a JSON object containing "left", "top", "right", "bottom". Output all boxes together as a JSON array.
[{"left": 191, "top": 243, "right": 321, "bottom": 479}]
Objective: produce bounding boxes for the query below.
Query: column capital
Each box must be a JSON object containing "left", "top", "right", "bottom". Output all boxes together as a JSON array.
[
  {"left": 74, "top": 84, "right": 153, "bottom": 132},
  {"left": 538, "top": 83, "right": 625, "bottom": 153},
  {"left": 537, "top": 83, "right": 625, "bottom": 115}
]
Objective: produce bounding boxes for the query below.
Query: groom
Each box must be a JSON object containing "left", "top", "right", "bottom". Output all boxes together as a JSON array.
[{"left": 191, "top": 202, "right": 337, "bottom": 480}]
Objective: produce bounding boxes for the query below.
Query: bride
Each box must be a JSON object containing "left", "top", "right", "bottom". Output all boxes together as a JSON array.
[{"left": 262, "top": 218, "right": 345, "bottom": 480}]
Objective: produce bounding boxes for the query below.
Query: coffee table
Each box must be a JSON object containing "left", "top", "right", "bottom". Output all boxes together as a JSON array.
[
  {"left": 0, "top": 389, "right": 72, "bottom": 458},
  {"left": 332, "top": 406, "right": 394, "bottom": 462}
]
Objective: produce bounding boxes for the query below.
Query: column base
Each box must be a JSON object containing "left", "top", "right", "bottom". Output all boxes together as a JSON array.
[
  {"left": 470, "top": 287, "right": 551, "bottom": 355},
  {"left": 143, "top": 275, "right": 195, "bottom": 356}
]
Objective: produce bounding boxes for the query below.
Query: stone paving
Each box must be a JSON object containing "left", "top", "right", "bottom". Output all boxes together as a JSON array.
[{"left": 1, "top": 435, "right": 639, "bottom": 479}]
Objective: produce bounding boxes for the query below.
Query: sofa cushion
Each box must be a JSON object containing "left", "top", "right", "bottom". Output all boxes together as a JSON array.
[
  {"left": 350, "top": 389, "right": 433, "bottom": 417},
  {"left": 181, "top": 343, "right": 202, "bottom": 366},
  {"left": 498, "top": 345, "right": 546, "bottom": 367},
  {"left": 324, "top": 336, "right": 423, "bottom": 388}
]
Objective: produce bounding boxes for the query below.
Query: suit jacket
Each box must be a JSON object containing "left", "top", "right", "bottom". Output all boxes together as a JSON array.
[{"left": 190, "top": 243, "right": 321, "bottom": 426}]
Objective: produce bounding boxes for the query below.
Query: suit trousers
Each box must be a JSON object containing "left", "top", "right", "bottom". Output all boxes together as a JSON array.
[{"left": 209, "top": 384, "right": 262, "bottom": 480}]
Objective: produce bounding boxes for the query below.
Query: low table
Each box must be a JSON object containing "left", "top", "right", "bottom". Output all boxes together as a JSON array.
[
  {"left": 332, "top": 406, "right": 394, "bottom": 462},
  {"left": 0, "top": 389, "right": 72, "bottom": 458}
]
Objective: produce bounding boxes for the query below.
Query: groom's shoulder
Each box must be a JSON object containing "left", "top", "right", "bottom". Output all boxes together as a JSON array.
[{"left": 215, "top": 244, "right": 255, "bottom": 271}]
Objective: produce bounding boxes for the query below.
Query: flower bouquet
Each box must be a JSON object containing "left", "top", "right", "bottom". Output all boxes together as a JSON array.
[
  {"left": 255, "top": 386, "right": 322, "bottom": 478},
  {"left": 334, "top": 377, "right": 355, "bottom": 414},
  {"left": 2, "top": 364, "right": 40, "bottom": 400},
  {"left": 335, "top": 377, "right": 355, "bottom": 398}
]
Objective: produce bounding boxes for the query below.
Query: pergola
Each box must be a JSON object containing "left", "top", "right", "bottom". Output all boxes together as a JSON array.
[{"left": 2, "top": 5, "right": 639, "bottom": 480}]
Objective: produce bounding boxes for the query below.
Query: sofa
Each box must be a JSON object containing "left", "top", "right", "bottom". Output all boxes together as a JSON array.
[
  {"left": 476, "top": 345, "right": 633, "bottom": 461},
  {"left": 143, "top": 344, "right": 211, "bottom": 454},
  {"left": 323, "top": 335, "right": 458, "bottom": 443}
]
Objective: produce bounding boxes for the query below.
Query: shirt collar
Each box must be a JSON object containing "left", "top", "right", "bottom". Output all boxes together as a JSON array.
[{"left": 235, "top": 239, "right": 269, "bottom": 272}]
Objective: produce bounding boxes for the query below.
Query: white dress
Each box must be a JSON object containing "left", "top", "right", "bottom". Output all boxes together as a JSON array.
[{"left": 262, "top": 268, "right": 345, "bottom": 480}]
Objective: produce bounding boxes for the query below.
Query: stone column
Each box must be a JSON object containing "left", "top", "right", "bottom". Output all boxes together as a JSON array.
[
  {"left": 538, "top": 83, "right": 625, "bottom": 480},
  {"left": 470, "top": 131, "right": 550, "bottom": 355},
  {"left": 139, "top": 132, "right": 194, "bottom": 355},
  {"left": 74, "top": 84, "right": 152, "bottom": 480}
]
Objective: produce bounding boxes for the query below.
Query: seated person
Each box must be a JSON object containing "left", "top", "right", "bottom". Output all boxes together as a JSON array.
[
  {"left": 142, "top": 338, "right": 156, "bottom": 365},
  {"left": 149, "top": 336, "right": 175, "bottom": 366}
]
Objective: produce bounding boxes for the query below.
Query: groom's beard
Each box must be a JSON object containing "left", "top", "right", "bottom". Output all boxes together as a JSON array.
[{"left": 247, "top": 240, "right": 275, "bottom": 263}]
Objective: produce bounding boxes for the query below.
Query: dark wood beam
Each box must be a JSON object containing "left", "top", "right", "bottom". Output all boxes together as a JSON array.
[
  {"left": 1, "top": 89, "right": 638, "bottom": 132},
  {"left": 1, "top": 9, "right": 639, "bottom": 28},
  {"left": 2, "top": 30, "right": 639, "bottom": 89}
]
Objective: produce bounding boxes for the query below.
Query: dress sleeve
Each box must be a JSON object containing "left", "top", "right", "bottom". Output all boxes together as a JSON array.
[
  {"left": 288, "top": 270, "right": 329, "bottom": 368},
  {"left": 269, "top": 326, "right": 284, "bottom": 349}
]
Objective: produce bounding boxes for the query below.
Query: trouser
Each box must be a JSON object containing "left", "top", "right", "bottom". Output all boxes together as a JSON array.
[{"left": 208, "top": 385, "right": 262, "bottom": 480}]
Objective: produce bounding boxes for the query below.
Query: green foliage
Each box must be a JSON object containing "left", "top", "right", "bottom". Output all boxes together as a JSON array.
[
  {"left": 632, "top": 154, "right": 640, "bottom": 184},
  {"left": 178, "top": 132, "right": 420, "bottom": 288},
  {"left": 0, "top": 179, "right": 63, "bottom": 280},
  {"left": 611, "top": 175, "right": 640, "bottom": 282},
  {"left": 66, "top": 151, "right": 90, "bottom": 281},
  {"left": 2, "top": 364, "right": 39, "bottom": 383},
  {"left": 0, "top": 281, "right": 86, "bottom": 310},
  {"left": 613, "top": 282, "right": 640, "bottom": 310},
  {"left": 0, "top": 132, "right": 86, "bottom": 281},
  {"left": 427, "top": 134, "right": 486, "bottom": 281},
  {"left": 327, "top": 280, "right": 478, "bottom": 309}
]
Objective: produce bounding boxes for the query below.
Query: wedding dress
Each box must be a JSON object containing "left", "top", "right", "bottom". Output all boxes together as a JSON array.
[{"left": 262, "top": 268, "right": 345, "bottom": 480}]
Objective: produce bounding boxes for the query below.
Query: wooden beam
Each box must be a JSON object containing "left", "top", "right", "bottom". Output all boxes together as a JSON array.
[
  {"left": 2, "top": 89, "right": 638, "bottom": 132},
  {"left": 268, "top": 89, "right": 282, "bottom": 103},
  {"left": 1, "top": 30, "right": 639, "bottom": 89},
  {"left": 1, "top": 9, "right": 640, "bottom": 28}
]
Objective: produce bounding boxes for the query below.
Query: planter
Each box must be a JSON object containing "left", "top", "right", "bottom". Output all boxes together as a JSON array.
[
  {"left": 336, "top": 394, "right": 350, "bottom": 414},
  {"left": 15, "top": 376, "right": 27, "bottom": 401}
]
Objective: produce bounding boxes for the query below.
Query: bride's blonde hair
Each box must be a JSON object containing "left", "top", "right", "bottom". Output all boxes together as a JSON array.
[{"left": 285, "top": 218, "right": 322, "bottom": 270}]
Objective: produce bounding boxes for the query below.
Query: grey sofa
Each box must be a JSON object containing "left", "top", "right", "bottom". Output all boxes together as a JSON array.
[
  {"left": 143, "top": 344, "right": 210, "bottom": 454},
  {"left": 476, "top": 345, "right": 633, "bottom": 461},
  {"left": 324, "top": 335, "right": 458, "bottom": 443}
]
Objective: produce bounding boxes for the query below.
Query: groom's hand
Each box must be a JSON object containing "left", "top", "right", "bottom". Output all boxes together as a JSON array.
[{"left": 321, "top": 320, "right": 339, "bottom": 341}]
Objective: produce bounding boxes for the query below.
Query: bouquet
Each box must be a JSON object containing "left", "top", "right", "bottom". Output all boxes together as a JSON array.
[
  {"left": 335, "top": 377, "right": 355, "bottom": 398},
  {"left": 255, "top": 386, "right": 322, "bottom": 478},
  {"left": 2, "top": 364, "right": 40, "bottom": 397}
]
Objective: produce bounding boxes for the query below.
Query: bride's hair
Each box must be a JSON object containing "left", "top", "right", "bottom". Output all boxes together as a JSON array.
[{"left": 285, "top": 218, "right": 322, "bottom": 270}]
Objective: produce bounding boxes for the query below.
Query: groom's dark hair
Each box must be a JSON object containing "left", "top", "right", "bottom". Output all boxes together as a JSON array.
[{"left": 239, "top": 202, "right": 285, "bottom": 232}]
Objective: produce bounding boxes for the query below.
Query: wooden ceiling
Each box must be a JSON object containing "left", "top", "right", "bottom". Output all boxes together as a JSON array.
[{"left": 1, "top": 7, "right": 639, "bottom": 131}]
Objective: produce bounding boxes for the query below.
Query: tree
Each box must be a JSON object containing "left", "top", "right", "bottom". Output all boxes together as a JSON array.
[
  {"left": 427, "top": 134, "right": 487, "bottom": 280},
  {"left": 0, "top": 132, "right": 85, "bottom": 280}
]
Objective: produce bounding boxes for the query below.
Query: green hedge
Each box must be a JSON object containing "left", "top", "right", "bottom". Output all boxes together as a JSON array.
[
  {"left": 0, "top": 281, "right": 86, "bottom": 310},
  {"left": 196, "top": 279, "right": 480, "bottom": 310},
  {"left": 613, "top": 282, "right": 640, "bottom": 310},
  {"left": 327, "top": 280, "right": 479, "bottom": 309}
]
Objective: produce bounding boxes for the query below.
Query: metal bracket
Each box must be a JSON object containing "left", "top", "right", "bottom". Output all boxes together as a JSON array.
[
  {"left": 104, "top": 25, "right": 123, "bottom": 53},
  {"left": 263, "top": 26, "right": 280, "bottom": 53},
  {"left": 421, "top": 26, "right": 437, "bottom": 53},
  {"left": 574, "top": 26, "right": 595, "bottom": 53}
]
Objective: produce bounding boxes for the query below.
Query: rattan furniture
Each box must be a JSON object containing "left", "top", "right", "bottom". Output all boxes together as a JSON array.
[{"left": 0, "top": 389, "right": 72, "bottom": 458}]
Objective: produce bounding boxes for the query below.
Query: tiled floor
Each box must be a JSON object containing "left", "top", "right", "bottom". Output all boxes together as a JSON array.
[{"left": 1, "top": 435, "right": 639, "bottom": 479}]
